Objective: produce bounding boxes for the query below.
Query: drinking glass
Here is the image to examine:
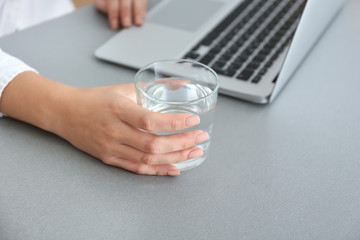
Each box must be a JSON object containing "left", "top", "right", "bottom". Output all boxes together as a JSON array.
[{"left": 134, "top": 59, "right": 219, "bottom": 171}]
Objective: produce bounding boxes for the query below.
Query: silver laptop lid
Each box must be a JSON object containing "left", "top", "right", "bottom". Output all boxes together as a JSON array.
[{"left": 270, "top": 0, "right": 346, "bottom": 102}]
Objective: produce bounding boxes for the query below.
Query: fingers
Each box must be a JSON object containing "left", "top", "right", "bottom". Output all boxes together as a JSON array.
[
  {"left": 104, "top": 157, "right": 181, "bottom": 176},
  {"left": 107, "top": 0, "right": 120, "bottom": 30},
  {"left": 132, "top": 0, "right": 147, "bottom": 26},
  {"left": 101, "top": 130, "right": 207, "bottom": 176},
  {"left": 139, "top": 111, "right": 201, "bottom": 133},
  {"left": 113, "top": 84, "right": 201, "bottom": 132},
  {"left": 116, "top": 97, "right": 208, "bottom": 153},
  {"left": 128, "top": 129, "right": 209, "bottom": 154},
  {"left": 103, "top": 0, "right": 147, "bottom": 29},
  {"left": 110, "top": 144, "right": 204, "bottom": 165},
  {"left": 119, "top": 0, "right": 132, "bottom": 28},
  {"left": 118, "top": 102, "right": 201, "bottom": 133},
  {"left": 119, "top": 0, "right": 147, "bottom": 27}
]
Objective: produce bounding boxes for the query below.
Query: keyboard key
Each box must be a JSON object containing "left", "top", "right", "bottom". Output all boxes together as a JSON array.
[
  {"left": 235, "top": 53, "right": 248, "bottom": 63},
  {"left": 265, "top": 61, "right": 273, "bottom": 69},
  {"left": 212, "top": 60, "right": 227, "bottom": 69},
  {"left": 230, "top": 60, "right": 243, "bottom": 70},
  {"left": 184, "top": 52, "right": 200, "bottom": 60},
  {"left": 213, "top": 68, "right": 225, "bottom": 76},
  {"left": 237, "top": 69, "right": 254, "bottom": 81},
  {"left": 218, "top": 54, "right": 232, "bottom": 63},
  {"left": 258, "top": 68, "right": 268, "bottom": 76},
  {"left": 223, "top": 69, "right": 237, "bottom": 77},
  {"left": 245, "top": 61, "right": 261, "bottom": 71},
  {"left": 251, "top": 75, "right": 262, "bottom": 84},
  {"left": 208, "top": 48, "right": 222, "bottom": 55},
  {"left": 253, "top": 53, "right": 267, "bottom": 63},
  {"left": 199, "top": 54, "right": 215, "bottom": 65}
]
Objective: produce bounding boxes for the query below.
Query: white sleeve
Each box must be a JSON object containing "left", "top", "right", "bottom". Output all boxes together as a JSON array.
[{"left": 0, "top": 48, "right": 38, "bottom": 117}]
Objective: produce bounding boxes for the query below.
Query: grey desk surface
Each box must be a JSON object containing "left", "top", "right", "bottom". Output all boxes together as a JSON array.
[{"left": 1, "top": 1, "right": 360, "bottom": 239}]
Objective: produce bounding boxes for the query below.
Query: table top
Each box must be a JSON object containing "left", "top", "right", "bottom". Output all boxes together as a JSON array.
[{"left": 1, "top": 1, "right": 360, "bottom": 239}]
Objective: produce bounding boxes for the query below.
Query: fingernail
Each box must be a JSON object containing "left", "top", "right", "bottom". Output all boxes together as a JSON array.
[
  {"left": 188, "top": 148, "right": 204, "bottom": 159},
  {"left": 185, "top": 115, "right": 200, "bottom": 127},
  {"left": 168, "top": 170, "right": 180, "bottom": 176},
  {"left": 135, "top": 15, "right": 142, "bottom": 26},
  {"left": 195, "top": 132, "right": 209, "bottom": 144},
  {"left": 123, "top": 17, "right": 131, "bottom": 28},
  {"left": 111, "top": 19, "right": 118, "bottom": 30}
]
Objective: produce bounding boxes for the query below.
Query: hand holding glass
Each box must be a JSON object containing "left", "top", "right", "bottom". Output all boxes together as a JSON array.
[{"left": 134, "top": 59, "right": 219, "bottom": 171}]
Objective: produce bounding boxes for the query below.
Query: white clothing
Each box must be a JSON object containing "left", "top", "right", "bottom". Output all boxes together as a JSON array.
[
  {"left": 0, "top": 0, "right": 75, "bottom": 37},
  {"left": 0, "top": 49, "right": 38, "bottom": 117},
  {"left": 0, "top": 0, "right": 75, "bottom": 116}
]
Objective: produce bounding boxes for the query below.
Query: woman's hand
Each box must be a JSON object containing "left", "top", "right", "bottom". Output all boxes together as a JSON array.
[
  {"left": 93, "top": 0, "right": 147, "bottom": 29},
  {"left": 56, "top": 83, "right": 208, "bottom": 176},
  {"left": 0, "top": 72, "right": 207, "bottom": 176}
]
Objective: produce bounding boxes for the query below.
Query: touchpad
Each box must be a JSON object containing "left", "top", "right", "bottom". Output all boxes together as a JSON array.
[{"left": 149, "top": 0, "right": 224, "bottom": 32}]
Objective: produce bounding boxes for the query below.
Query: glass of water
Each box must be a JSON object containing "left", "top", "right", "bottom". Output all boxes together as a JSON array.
[{"left": 134, "top": 59, "right": 219, "bottom": 171}]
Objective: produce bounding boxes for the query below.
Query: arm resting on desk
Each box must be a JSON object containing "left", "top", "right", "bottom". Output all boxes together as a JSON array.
[{"left": 0, "top": 71, "right": 209, "bottom": 176}]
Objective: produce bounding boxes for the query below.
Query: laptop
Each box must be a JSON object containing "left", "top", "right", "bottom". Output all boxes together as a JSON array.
[{"left": 95, "top": 0, "right": 345, "bottom": 104}]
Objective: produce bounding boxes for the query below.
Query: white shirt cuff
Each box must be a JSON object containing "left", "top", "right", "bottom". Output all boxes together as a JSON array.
[{"left": 0, "top": 48, "right": 38, "bottom": 117}]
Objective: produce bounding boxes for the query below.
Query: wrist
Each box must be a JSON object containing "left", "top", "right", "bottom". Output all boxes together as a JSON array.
[
  {"left": 40, "top": 79, "right": 80, "bottom": 139},
  {"left": 0, "top": 71, "right": 78, "bottom": 136}
]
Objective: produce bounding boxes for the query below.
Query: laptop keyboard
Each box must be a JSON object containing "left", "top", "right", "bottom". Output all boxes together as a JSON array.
[{"left": 183, "top": 0, "right": 307, "bottom": 84}]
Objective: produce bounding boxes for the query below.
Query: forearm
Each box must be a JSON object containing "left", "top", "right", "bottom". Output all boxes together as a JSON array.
[
  {"left": 0, "top": 71, "right": 76, "bottom": 135},
  {"left": 0, "top": 71, "right": 206, "bottom": 176}
]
